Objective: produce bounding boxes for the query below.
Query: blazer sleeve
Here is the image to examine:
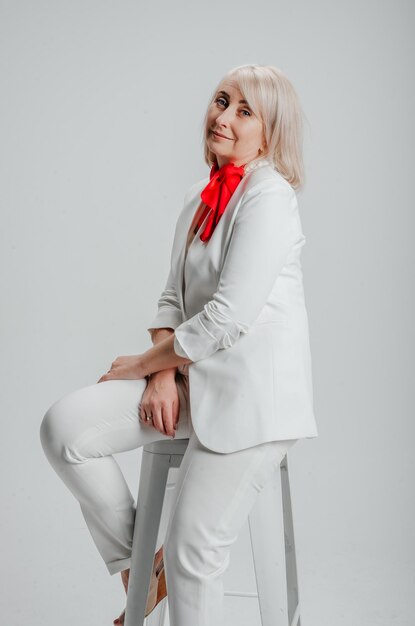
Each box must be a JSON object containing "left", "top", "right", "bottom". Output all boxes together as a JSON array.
[
  {"left": 146, "top": 178, "right": 210, "bottom": 341},
  {"left": 173, "top": 181, "right": 299, "bottom": 362},
  {"left": 146, "top": 264, "right": 183, "bottom": 335}
]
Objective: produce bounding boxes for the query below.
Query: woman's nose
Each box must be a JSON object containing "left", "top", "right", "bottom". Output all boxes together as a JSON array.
[{"left": 216, "top": 109, "right": 233, "bottom": 125}]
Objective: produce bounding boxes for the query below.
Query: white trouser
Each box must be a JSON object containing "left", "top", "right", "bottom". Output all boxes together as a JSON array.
[{"left": 39, "top": 369, "right": 298, "bottom": 626}]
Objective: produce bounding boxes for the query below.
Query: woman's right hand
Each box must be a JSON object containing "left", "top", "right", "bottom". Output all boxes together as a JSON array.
[{"left": 139, "top": 372, "right": 180, "bottom": 438}]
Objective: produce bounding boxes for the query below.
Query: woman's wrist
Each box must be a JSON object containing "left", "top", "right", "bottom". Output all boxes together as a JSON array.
[{"left": 146, "top": 368, "right": 177, "bottom": 382}]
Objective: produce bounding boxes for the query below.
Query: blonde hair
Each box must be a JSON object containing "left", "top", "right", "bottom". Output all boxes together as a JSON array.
[{"left": 202, "top": 64, "right": 306, "bottom": 190}]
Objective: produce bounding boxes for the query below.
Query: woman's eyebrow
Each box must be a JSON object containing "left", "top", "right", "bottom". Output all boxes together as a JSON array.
[{"left": 217, "top": 90, "right": 249, "bottom": 105}]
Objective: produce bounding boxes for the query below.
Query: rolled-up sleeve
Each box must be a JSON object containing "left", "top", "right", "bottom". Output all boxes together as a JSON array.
[
  {"left": 173, "top": 333, "right": 191, "bottom": 358},
  {"left": 147, "top": 179, "right": 209, "bottom": 342},
  {"left": 147, "top": 265, "right": 183, "bottom": 335},
  {"left": 173, "top": 182, "right": 298, "bottom": 362}
]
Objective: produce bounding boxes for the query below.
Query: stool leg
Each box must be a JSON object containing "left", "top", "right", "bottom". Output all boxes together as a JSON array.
[
  {"left": 248, "top": 464, "right": 288, "bottom": 626},
  {"left": 124, "top": 449, "right": 171, "bottom": 626},
  {"left": 281, "top": 456, "right": 301, "bottom": 626}
]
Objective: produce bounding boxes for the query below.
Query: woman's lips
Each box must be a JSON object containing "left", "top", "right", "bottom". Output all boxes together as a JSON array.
[{"left": 212, "top": 130, "right": 232, "bottom": 140}]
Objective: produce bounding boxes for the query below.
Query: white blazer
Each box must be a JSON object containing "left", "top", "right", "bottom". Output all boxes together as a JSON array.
[{"left": 147, "top": 163, "right": 319, "bottom": 453}]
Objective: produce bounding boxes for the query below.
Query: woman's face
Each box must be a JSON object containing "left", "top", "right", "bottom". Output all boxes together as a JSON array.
[{"left": 206, "top": 80, "right": 266, "bottom": 169}]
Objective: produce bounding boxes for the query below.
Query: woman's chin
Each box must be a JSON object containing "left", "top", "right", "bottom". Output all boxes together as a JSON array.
[{"left": 208, "top": 144, "right": 230, "bottom": 159}]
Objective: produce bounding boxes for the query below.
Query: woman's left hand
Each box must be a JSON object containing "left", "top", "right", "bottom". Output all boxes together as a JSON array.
[{"left": 97, "top": 355, "right": 147, "bottom": 383}]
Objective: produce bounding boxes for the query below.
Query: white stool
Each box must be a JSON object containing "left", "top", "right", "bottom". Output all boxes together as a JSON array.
[{"left": 124, "top": 438, "right": 301, "bottom": 626}]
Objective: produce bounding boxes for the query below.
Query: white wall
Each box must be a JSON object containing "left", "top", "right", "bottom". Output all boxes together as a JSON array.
[{"left": 0, "top": 1, "right": 413, "bottom": 625}]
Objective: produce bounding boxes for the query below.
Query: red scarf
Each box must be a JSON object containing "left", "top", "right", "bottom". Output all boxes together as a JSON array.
[{"left": 197, "top": 160, "right": 246, "bottom": 243}]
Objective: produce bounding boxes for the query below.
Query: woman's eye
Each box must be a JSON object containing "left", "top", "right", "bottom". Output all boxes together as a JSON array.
[
  {"left": 213, "top": 98, "right": 251, "bottom": 117},
  {"left": 215, "top": 97, "right": 227, "bottom": 106}
]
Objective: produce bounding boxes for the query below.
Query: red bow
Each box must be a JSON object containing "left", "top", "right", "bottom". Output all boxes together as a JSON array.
[{"left": 197, "top": 161, "right": 246, "bottom": 243}]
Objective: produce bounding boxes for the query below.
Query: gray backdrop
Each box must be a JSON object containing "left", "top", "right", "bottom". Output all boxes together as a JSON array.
[{"left": 1, "top": 1, "right": 413, "bottom": 625}]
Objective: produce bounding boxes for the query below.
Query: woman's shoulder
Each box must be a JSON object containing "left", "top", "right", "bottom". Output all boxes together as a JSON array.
[
  {"left": 172, "top": 176, "right": 209, "bottom": 228},
  {"left": 244, "top": 164, "right": 295, "bottom": 196},
  {"left": 183, "top": 176, "right": 210, "bottom": 203}
]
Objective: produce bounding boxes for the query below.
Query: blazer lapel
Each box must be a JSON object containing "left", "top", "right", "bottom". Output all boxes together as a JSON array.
[
  {"left": 176, "top": 172, "right": 254, "bottom": 317},
  {"left": 174, "top": 183, "right": 206, "bottom": 316}
]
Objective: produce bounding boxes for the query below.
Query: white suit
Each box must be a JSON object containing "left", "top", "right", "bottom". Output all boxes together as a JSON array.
[
  {"left": 147, "top": 163, "right": 319, "bottom": 453},
  {"left": 39, "top": 162, "right": 313, "bottom": 626}
]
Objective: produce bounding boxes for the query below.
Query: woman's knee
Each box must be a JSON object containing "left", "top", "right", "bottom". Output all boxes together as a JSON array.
[
  {"left": 40, "top": 379, "right": 152, "bottom": 465},
  {"left": 39, "top": 398, "right": 68, "bottom": 462},
  {"left": 39, "top": 390, "right": 85, "bottom": 464}
]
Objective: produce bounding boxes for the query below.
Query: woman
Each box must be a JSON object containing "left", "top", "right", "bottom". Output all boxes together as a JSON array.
[{"left": 40, "top": 63, "right": 318, "bottom": 626}]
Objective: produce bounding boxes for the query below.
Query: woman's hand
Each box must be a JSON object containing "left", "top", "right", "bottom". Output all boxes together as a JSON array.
[
  {"left": 139, "top": 373, "right": 180, "bottom": 438},
  {"left": 97, "top": 354, "right": 146, "bottom": 384}
]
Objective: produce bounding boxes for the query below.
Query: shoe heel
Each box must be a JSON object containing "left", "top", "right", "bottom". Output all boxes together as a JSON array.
[{"left": 145, "top": 551, "right": 168, "bottom": 617}]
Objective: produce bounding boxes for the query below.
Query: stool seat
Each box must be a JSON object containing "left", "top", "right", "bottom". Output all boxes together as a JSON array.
[{"left": 124, "top": 438, "right": 301, "bottom": 626}]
